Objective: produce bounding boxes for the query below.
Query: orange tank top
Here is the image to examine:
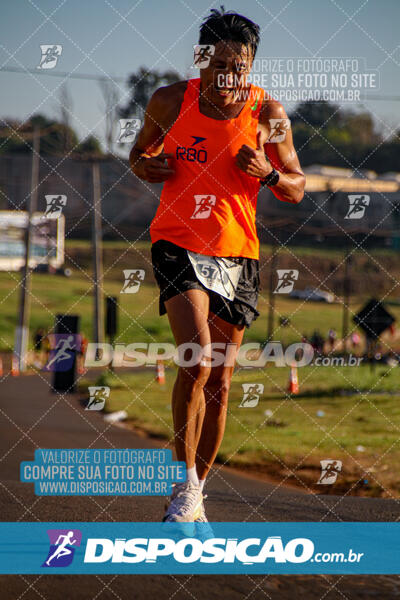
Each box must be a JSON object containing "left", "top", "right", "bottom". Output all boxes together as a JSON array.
[{"left": 150, "top": 78, "right": 264, "bottom": 259}]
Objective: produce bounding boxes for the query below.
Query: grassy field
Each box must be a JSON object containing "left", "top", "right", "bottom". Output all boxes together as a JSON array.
[
  {"left": 2, "top": 240, "right": 400, "bottom": 496},
  {"left": 80, "top": 363, "right": 400, "bottom": 497},
  {"left": 1, "top": 268, "right": 398, "bottom": 350},
  {"left": 65, "top": 239, "right": 400, "bottom": 259},
  {"left": 1, "top": 239, "right": 400, "bottom": 352}
]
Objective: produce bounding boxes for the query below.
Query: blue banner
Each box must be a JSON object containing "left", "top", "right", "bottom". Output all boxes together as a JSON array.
[
  {"left": 0, "top": 522, "right": 398, "bottom": 574},
  {"left": 20, "top": 449, "right": 185, "bottom": 496}
]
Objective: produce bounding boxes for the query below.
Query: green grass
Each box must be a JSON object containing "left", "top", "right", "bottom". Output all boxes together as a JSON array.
[
  {"left": 2, "top": 238, "right": 399, "bottom": 495},
  {"left": 79, "top": 363, "right": 400, "bottom": 496},
  {"left": 0, "top": 272, "right": 172, "bottom": 350},
  {"left": 66, "top": 239, "right": 400, "bottom": 259},
  {"left": 2, "top": 266, "right": 400, "bottom": 351},
  {"left": 2, "top": 239, "right": 400, "bottom": 351}
]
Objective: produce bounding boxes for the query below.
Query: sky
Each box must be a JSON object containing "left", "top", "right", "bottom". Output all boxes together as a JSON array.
[{"left": 0, "top": 0, "right": 399, "bottom": 150}]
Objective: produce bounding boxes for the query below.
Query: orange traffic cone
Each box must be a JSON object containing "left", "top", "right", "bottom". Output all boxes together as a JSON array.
[
  {"left": 287, "top": 366, "right": 299, "bottom": 394},
  {"left": 11, "top": 355, "right": 19, "bottom": 377},
  {"left": 77, "top": 357, "right": 86, "bottom": 375},
  {"left": 0, "top": 357, "right": 3, "bottom": 377},
  {"left": 156, "top": 360, "right": 165, "bottom": 385}
]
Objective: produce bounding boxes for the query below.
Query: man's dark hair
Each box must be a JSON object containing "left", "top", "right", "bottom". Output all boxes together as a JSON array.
[{"left": 199, "top": 6, "right": 260, "bottom": 58}]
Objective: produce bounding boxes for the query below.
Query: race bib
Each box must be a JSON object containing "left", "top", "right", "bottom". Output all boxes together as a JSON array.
[{"left": 187, "top": 251, "right": 243, "bottom": 301}]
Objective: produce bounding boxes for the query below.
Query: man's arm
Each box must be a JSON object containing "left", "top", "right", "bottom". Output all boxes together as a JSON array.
[
  {"left": 235, "top": 100, "right": 305, "bottom": 204},
  {"left": 129, "top": 87, "right": 175, "bottom": 183}
]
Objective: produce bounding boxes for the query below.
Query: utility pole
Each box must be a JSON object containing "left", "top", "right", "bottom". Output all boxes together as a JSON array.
[
  {"left": 267, "top": 236, "right": 279, "bottom": 342},
  {"left": 342, "top": 249, "right": 351, "bottom": 353},
  {"left": 92, "top": 162, "right": 104, "bottom": 349},
  {"left": 14, "top": 127, "right": 40, "bottom": 371}
]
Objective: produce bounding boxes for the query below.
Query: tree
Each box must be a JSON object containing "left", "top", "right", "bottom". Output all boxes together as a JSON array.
[
  {"left": 119, "top": 67, "right": 180, "bottom": 119},
  {"left": 288, "top": 101, "right": 395, "bottom": 172},
  {"left": 75, "top": 135, "right": 103, "bottom": 156},
  {"left": 0, "top": 114, "right": 103, "bottom": 157},
  {"left": 342, "top": 111, "right": 380, "bottom": 147},
  {"left": 290, "top": 100, "right": 342, "bottom": 128}
]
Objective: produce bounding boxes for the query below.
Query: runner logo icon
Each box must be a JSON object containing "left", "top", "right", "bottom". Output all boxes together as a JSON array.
[
  {"left": 37, "top": 45, "right": 62, "bottom": 69},
  {"left": 120, "top": 269, "right": 145, "bottom": 293},
  {"left": 191, "top": 195, "right": 216, "bottom": 219},
  {"left": 345, "top": 195, "right": 370, "bottom": 219},
  {"left": 44, "top": 195, "right": 67, "bottom": 219},
  {"left": 317, "top": 460, "right": 342, "bottom": 485},
  {"left": 274, "top": 270, "right": 299, "bottom": 294},
  {"left": 43, "top": 334, "right": 80, "bottom": 372},
  {"left": 239, "top": 383, "right": 264, "bottom": 407},
  {"left": 118, "top": 119, "right": 141, "bottom": 143},
  {"left": 86, "top": 386, "right": 110, "bottom": 410},
  {"left": 192, "top": 44, "right": 215, "bottom": 68},
  {"left": 267, "top": 118, "right": 291, "bottom": 143},
  {"left": 42, "top": 529, "right": 82, "bottom": 567}
]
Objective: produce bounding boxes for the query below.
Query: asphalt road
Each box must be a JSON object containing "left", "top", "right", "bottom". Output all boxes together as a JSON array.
[{"left": 0, "top": 373, "right": 399, "bottom": 599}]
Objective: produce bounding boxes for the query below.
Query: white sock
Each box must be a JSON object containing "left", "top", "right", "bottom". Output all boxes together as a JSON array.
[
  {"left": 198, "top": 479, "right": 206, "bottom": 492},
  {"left": 186, "top": 466, "right": 199, "bottom": 487}
]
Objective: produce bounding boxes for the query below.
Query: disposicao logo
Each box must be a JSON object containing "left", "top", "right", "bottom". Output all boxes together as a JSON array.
[
  {"left": 42, "top": 529, "right": 82, "bottom": 567},
  {"left": 83, "top": 535, "right": 314, "bottom": 564}
]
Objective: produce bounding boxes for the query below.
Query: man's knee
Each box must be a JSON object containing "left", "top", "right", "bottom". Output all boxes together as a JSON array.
[
  {"left": 178, "top": 363, "right": 211, "bottom": 389},
  {"left": 205, "top": 370, "right": 232, "bottom": 403}
]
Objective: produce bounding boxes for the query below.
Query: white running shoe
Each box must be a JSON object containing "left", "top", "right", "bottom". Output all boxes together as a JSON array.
[
  {"left": 194, "top": 494, "right": 209, "bottom": 523},
  {"left": 194, "top": 495, "right": 215, "bottom": 540},
  {"left": 163, "top": 481, "right": 203, "bottom": 523}
]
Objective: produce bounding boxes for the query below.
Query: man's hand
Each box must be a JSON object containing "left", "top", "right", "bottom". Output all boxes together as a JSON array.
[
  {"left": 140, "top": 152, "right": 174, "bottom": 183},
  {"left": 235, "top": 131, "right": 272, "bottom": 179}
]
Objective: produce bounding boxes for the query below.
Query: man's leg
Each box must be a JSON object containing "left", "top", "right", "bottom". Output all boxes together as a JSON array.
[
  {"left": 164, "top": 289, "right": 211, "bottom": 470},
  {"left": 195, "top": 312, "right": 245, "bottom": 482}
]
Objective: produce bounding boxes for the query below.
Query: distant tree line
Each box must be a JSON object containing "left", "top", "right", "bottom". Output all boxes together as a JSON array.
[
  {"left": 1, "top": 67, "right": 398, "bottom": 173},
  {"left": 290, "top": 101, "right": 400, "bottom": 173},
  {"left": 0, "top": 114, "right": 103, "bottom": 157}
]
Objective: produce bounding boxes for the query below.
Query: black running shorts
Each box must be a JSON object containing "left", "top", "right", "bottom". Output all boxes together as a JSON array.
[{"left": 151, "top": 240, "right": 260, "bottom": 328}]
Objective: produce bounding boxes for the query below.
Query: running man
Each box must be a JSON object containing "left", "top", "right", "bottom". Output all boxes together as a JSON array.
[
  {"left": 275, "top": 269, "right": 297, "bottom": 293},
  {"left": 45, "top": 531, "right": 76, "bottom": 566},
  {"left": 87, "top": 386, "right": 108, "bottom": 410},
  {"left": 346, "top": 195, "right": 369, "bottom": 218},
  {"left": 44, "top": 195, "right": 64, "bottom": 217},
  {"left": 46, "top": 335, "right": 75, "bottom": 370},
  {"left": 121, "top": 270, "right": 143, "bottom": 293},
  {"left": 38, "top": 45, "right": 60, "bottom": 68},
  {"left": 319, "top": 460, "right": 341, "bottom": 484},
  {"left": 193, "top": 45, "right": 214, "bottom": 68},
  {"left": 130, "top": 8, "right": 305, "bottom": 524}
]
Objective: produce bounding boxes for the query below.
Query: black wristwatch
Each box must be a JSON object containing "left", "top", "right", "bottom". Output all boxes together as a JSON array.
[{"left": 260, "top": 168, "right": 280, "bottom": 187}]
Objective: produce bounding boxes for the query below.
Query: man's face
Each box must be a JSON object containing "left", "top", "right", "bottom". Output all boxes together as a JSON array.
[{"left": 199, "top": 40, "right": 253, "bottom": 106}]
